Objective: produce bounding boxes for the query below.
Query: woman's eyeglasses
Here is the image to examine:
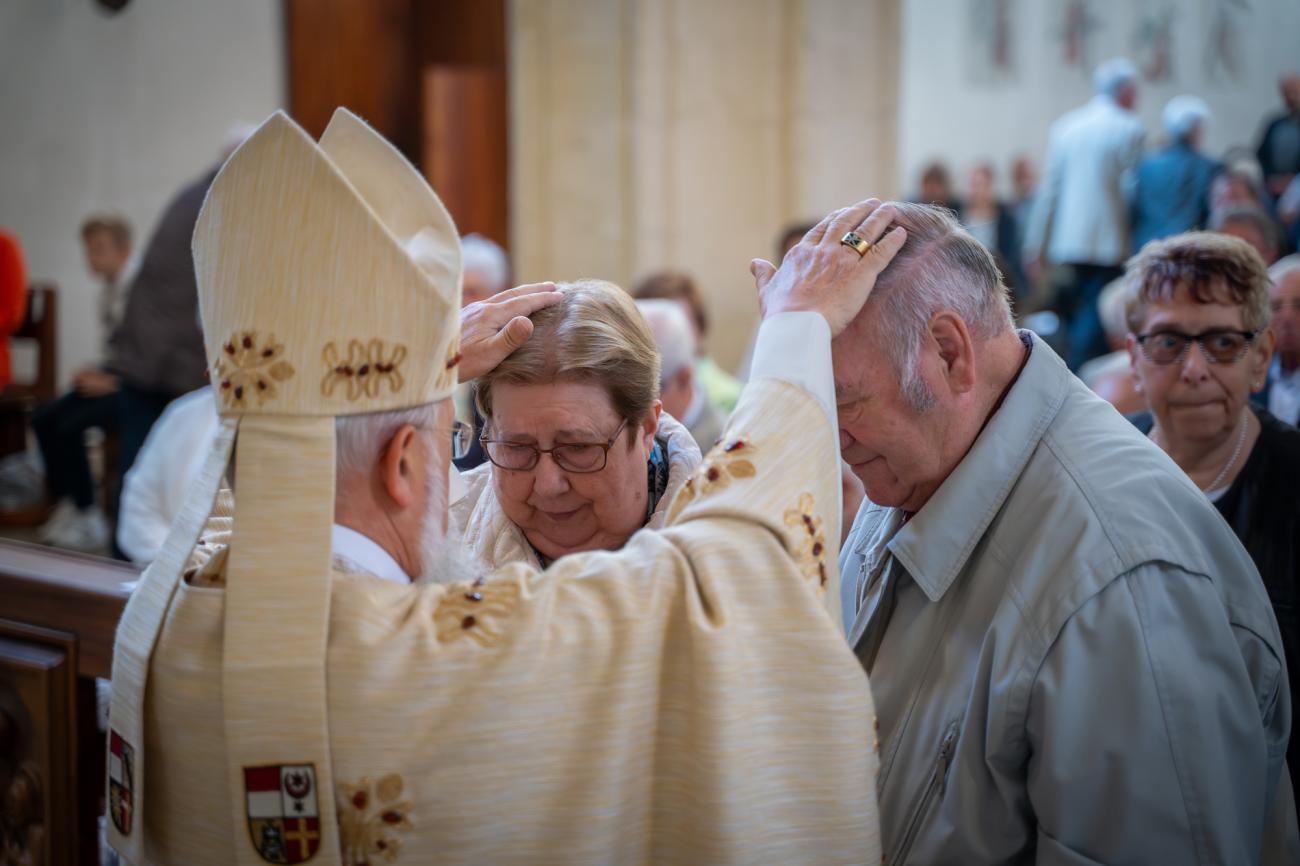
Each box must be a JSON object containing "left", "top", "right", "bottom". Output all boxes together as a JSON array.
[
  {"left": 1134, "top": 329, "right": 1258, "bottom": 365},
  {"left": 480, "top": 419, "right": 629, "bottom": 473}
]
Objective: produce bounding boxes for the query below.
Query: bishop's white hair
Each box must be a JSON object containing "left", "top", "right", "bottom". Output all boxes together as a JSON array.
[{"left": 335, "top": 402, "right": 441, "bottom": 478}]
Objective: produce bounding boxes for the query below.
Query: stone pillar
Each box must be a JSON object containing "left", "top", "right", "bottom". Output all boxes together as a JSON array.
[{"left": 510, "top": 0, "right": 901, "bottom": 371}]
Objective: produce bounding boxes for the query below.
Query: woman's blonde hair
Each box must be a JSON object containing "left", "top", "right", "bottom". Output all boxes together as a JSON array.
[
  {"left": 476, "top": 279, "right": 661, "bottom": 432},
  {"left": 1123, "top": 231, "right": 1272, "bottom": 334}
]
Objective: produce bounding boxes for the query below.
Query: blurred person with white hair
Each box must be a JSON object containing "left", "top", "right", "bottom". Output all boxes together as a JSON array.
[
  {"left": 459, "top": 232, "right": 509, "bottom": 307},
  {"left": 1132, "top": 95, "right": 1219, "bottom": 252},
  {"left": 1078, "top": 276, "right": 1144, "bottom": 415},
  {"left": 453, "top": 233, "right": 512, "bottom": 468},
  {"left": 1023, "top": 57, "right": 1145, "bottom": 370},
  {"left": 636, "top": 298, "right": 725, "bottom": 450},
  {"left": 1261, "top": 254, "right": 1300, "bottom": 424}
]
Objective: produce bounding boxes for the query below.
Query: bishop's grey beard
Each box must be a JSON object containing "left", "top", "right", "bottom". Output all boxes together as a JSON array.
[{"left": 415, "top": 461, "right": 484, "bottom": 586}]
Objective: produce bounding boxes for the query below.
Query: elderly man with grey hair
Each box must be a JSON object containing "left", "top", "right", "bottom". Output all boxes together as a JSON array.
[
  {"left": 1023, "top": 57, "right": 1145, "bottom": 370},
  {"left": 1132, "top": 95, "right": 1219, "bottom": 251},
  {"left": 758, "top": 200, "right": 1298, "bottom": 862},
  {"left": 636, "top": 298, "right": 725, "bottom": 449}
]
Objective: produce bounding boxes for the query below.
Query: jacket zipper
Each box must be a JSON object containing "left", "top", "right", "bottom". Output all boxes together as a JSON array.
[{"left": 890, "top": 721, "right": 959, "bottom": 865}]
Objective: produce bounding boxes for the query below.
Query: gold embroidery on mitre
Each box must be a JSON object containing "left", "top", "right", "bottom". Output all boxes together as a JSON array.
[
  {"left": 784, "top": 491, "right": 829, "bottom": 590},
  {"left": 337, "top": 774, "right": 412, "bottom": 865},
  {"left": 212, "top": 331, "right": 295, "bottom": 409},
  {"left": 665, "top": 435, "right": 757, "bottom": 523},
  {"left": 433, "top": 576, "right": 517, "bottom": 647},
  {"left": 434, "top": 340, "right": 462, "bottom": 391},
  {"left": 321, "top": 339, "right": 408, "bottom": 401}
]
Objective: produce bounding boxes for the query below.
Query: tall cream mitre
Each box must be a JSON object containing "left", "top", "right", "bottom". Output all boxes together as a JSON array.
[{"left": 194, "top": 108, "right": 463, "bottom": 416}]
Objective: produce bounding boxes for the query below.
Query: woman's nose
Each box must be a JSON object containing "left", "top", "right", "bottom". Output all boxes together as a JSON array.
[
  {"left": 1180, "top": 341, "right": 1212, "bottom": 382},
  {"left": 531, "top": 453, "right": 571, "bottom": 496}
]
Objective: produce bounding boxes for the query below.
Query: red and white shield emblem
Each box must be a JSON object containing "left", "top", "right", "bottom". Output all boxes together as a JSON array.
[
  {"left": 244, "top": 764, "right": 321, "bottom": 864},
  {"left": 108, "top": 729, "right": 134, "bottom": 835}
]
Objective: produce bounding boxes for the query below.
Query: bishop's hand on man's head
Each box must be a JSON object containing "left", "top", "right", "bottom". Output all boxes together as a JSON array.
[{"left": 749, "top": 198, "right": 907, "bottom": 337}]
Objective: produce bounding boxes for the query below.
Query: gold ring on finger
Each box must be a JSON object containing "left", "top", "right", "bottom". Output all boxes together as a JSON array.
[{"left": 840, "top": 231, "right": 872, "bottom": 258}]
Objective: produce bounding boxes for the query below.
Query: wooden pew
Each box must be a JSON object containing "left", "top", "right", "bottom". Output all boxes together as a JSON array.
[{"left": 0, "top": 539, "right": 136, "bottom": 865}]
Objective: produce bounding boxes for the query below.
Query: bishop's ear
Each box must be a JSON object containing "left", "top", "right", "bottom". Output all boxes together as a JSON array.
[
  {"left": 380, "top": 424, "right": 420, "bottom": 509},
  {"left": 928, "top": 312, "right": 976, "bottom": 395}
]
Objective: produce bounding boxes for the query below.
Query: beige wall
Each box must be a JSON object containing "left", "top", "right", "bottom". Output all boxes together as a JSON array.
[
  {"left": 510, "top": 0, "right": 901, "bottom": 373},
  {"left": 0, "top": 0, "right": 283, "bottom": 386}
]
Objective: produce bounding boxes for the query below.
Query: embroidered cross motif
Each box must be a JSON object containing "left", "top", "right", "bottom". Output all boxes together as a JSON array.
[
  {"left": 321, "top": 339, "right": 408, "bottom": 400},
  {"left": 337, "top": 774, "right": 412, "bottom": 865},
  {"left": 665, "top": 435, "right": 757, "bottom": 523},
  {"left": 212, "top": 331, "right": 295, "bottom": 409},
  {"left": 784, "top": 491, "right": 829, "bottom": 590}
]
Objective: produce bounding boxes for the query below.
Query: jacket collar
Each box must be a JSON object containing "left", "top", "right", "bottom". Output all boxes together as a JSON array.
[{"left": 885, "top": 332, "right": 1071, "bottom": 602}]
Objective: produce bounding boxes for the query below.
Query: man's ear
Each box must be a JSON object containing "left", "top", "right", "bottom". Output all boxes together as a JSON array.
[
  {"left": 929, "top": 312, "right": 976, "bottom": 394},
  {"left": 380, "top": 423, "right": 420, "bottom": 508}
]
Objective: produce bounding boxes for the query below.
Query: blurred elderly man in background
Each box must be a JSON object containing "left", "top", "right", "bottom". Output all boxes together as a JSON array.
[
  {"left": 1264, "top": 254, "right": 1300, "bottom": 424},
  {"left": 815, "top": 201, "right": 1296, "bottom": 863},
  {"left": 633, "top": 270, "right": 742, "bottom": 413},
  {"left": 460, "top": 232, "right": 509, "bottom": 307},
  {"left": 637, "top": 298, "right": 725, "bottom": 449},
  {"left": 1132, "top": 95, "right": 1218, "bottom": 251},
  {"left": 454, "top": 233, "right": 511, "bottom": 468},
  {"left": 1023, "top": 57, "right": 1145, "bottom": 370}
]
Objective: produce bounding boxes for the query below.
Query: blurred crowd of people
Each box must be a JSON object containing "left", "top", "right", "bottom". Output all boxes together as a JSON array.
[{"left": 915, "top": 62, "right": 1300, "bottom": 381}]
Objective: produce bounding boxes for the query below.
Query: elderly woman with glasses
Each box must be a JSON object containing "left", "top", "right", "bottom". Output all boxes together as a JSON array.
[
  {"left": 1125, "top": 231, "right": 1300, "bottom": 804},
  {"left": 450, "top": 279, "right": 702, "bottom": 569}
]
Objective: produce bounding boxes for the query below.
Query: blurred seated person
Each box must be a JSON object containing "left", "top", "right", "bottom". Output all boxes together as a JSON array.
[
  {"left": 0, "top": 228, "right": 27, "bottom": 392},
  {"left": 1262, "top": 255, "right": 1300, "bottom": 425},
  {"left": 116, "top": 386, "right": 216, "bottom": 565},
  {"left": 1132, "top": 96, "right": 1218, "bottom": 252},
  {"left": 32, "top": 215, "right": 133, "bottom": 551},
  {"left": 451, "top": 280, "right": 701, "bottom": 570},
  {"left": 959, "top": 161, "right": 1027, "bottom": 302},
  {"left": 454, "top": 234, "right": 512, "bottom": 469},
  {"left": 1213, "top": 205, "right": 1283, "bottom": 266},
  {"left": 1079, "top": 275, "right": 1144, "bottom": 414},
  {"left": 636, "top": 298, "right": 725, "bottom": 449},
  {"left": 632, "top": 270, "right": 741, "bottom": 413},
  {"left": 1124, "top": 232, "right": 1300, "bottom": 803},
  {"left": 913, "top": 160, "right": 961, "bottom": 211}
]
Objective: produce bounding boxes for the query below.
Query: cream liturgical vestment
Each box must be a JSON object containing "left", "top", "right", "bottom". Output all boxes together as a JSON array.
[{"left": 106, "top": 109, "right": 880, "bottom": 865}]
